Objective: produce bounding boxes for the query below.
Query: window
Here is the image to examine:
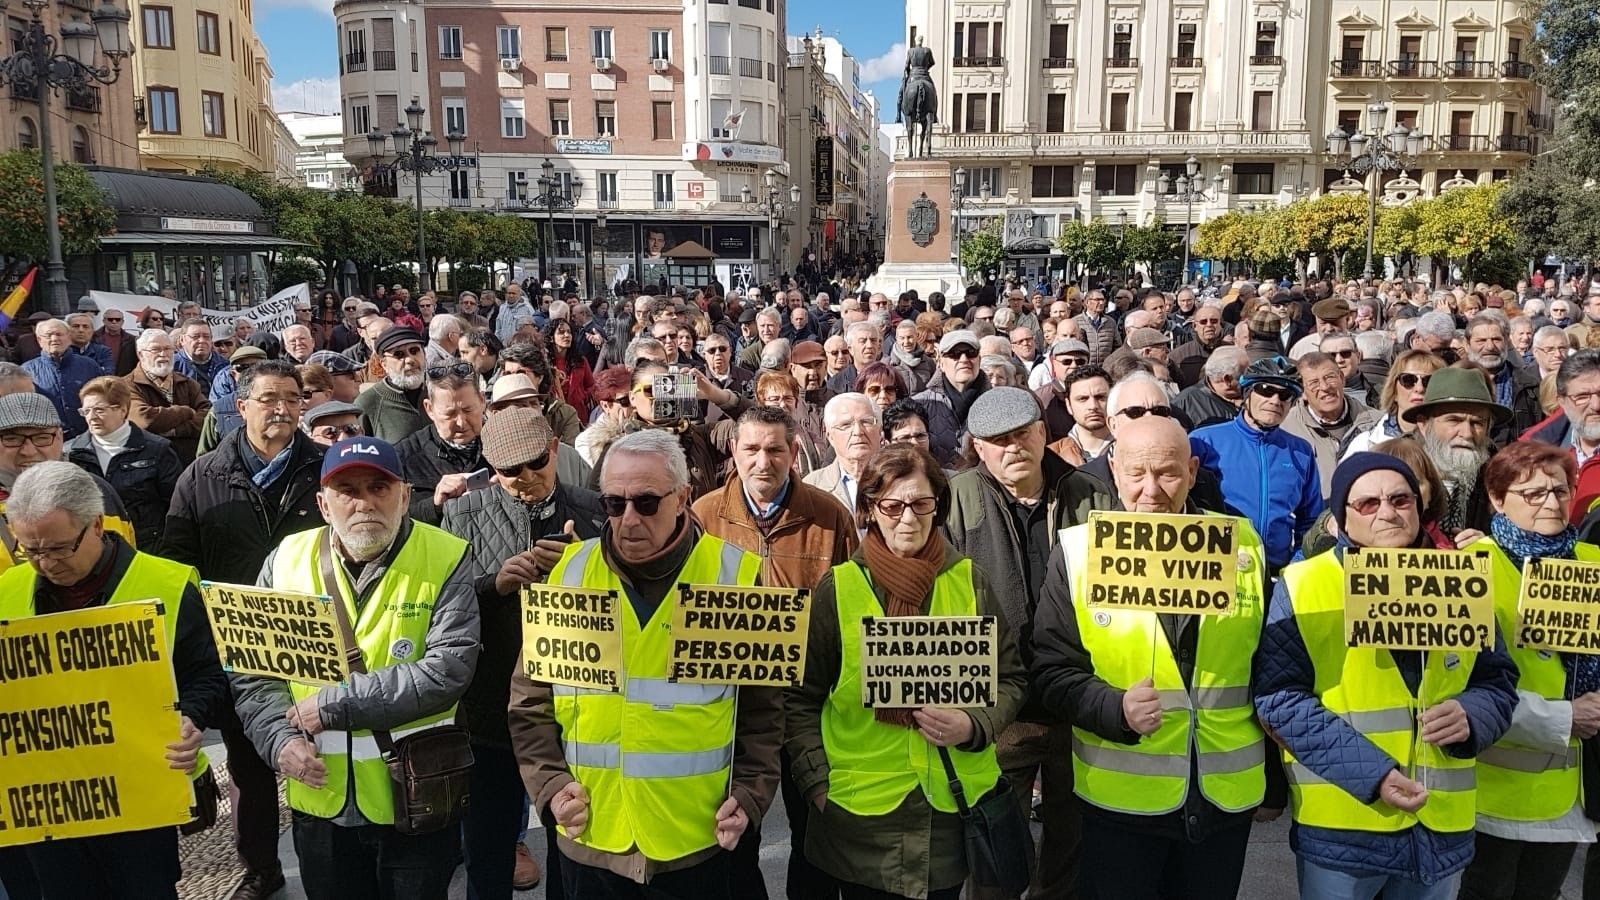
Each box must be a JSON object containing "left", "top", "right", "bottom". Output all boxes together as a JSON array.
[
  {"left": 1335, "top": 109, "right": 1360, "bottom": 135},
  {"left": 652, "top": 101, "right": 673, "bottom": 139},
  {"left": 1234, "top": 162, "right": 1274, "bottom": 194},
  {"left": 1175, "top": 24, "right": 1196, "bottom": 59},
  {"left": 1502, "top": 110, "right": 1517, "bottom": 135},
  {"left": 438, "top": 26, "right": 461, "bottom": 60},
  {"left": 1173, "top": 91, "right": 1193, "bottom": 131},
  {"left": 197, "top": 12, "right": 219, "bottom": 54},
  {"left": 506, "top": 171, "right": 528, "bottom": 201},
  {"left": 448, "top": 170, "right": 470, "bottom": 200},
  {"left": 1398, "top": 33, "right": 1420, "bottom": 60},
  {"left": 954, "top": 21, "right": 1001, "bottom": 62},
  {"left": 1455, "top": 35, "right": 1477, "bottom": 61},
  {"left": 597, "top": 171, "right": 619, "bottom": 207},
  {"left": 1251, "top": 91, "right": 1273, "bottom": 130},
  {"left": 1047, "top": 23, "right": 1069, "bottom": 59},
  {"left": 595, "top": 100, "right": 615, "bottom": 136},
  {"left": 1254, "top": 21, "right": 1277, "bottom": 57},
  {"left": 1340, "top": 34, "right": 1363, "bottom": 60},
  {"left": 653, "top": 172, "right": 674, "bottom": 209},
  {"left": 1094, "top": 164, "right": 1137, "bottom": 195},
  {"left": 71, "top": 126, "right": 90, "bottom": 164},
  {"left": 650, "top": 29, "right": 670, "bottom": 61},
  {"left": 592, "top": 27, "right": 613, "bottom": 60},
  {"left": 1507, "top": 37, "right": 1523, "bottom": 62},
  {"left": 501, "top": 98, "right": 525, "bottom": 138},
  {"left": 201, "top": 91, "right": 225, "bottom": 136},
  {"left": 348, "top": 101, "right": 369, "bottom": 136},
  {"left": 375, "top": 94, "right": 397, "bottom": 131},
  {"left": 1108, "top": 93, "right": 1129, "bottom": 131},
  {"left": 443, "top": 97, "right": 466, "bottom": 136},
  {"left": 1031, "top": 165, "right": 1074, "bottom": 198},
  {"left": 547, "top": 99, "right": 568, "bottom": 136},
  {"left": 959, "top": 92, "right": 999, "bottom": 132},
  {"left": 148, "top": 87, "right": 179, "bottom": 133},
  {"left": 1395, "top": 109, "right": 1418, "bottom": 131},
  {"left": 738, "top": 0, "right": 759, "bottom": 7},
  {"left": 497, "top": 26, "right": 520, "bottom": 60},
  {"left": 1451, "top": 110, "right": 1474, "bottom": 135},
  {"left": 545, "top": 27, "right": 566, "bottom": 61},
  {"left": 1112, "top": 23, "right": 1132, "bottom": 60},
  {"left": 16, "top": 116, "right": 35, "bottom": 150},
  {"left": 1045, "top": 94, "right": 1066, "bottom": 132},
  {"left": 142, "top": 6, "right": 173, "bottom": 49},
  {"left": 956, "top": 166, "right": 1002, "bottom": 197}
]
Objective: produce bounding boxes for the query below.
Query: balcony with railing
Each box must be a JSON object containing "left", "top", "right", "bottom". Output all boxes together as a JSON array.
[
  {"left": 1331, "top": 59, "right": 1383, "bottom": 78},
  {"left": 65, "top": 86, "right": 99, "bottom": 112},
  {"left": 598, "top": 197, "right": 620, "bottom": 209},
  {"left": 373, "top": 49, "right": 395, "bottom": 71},
  {"left": 896, "top": 128, "right": 1315, "bottom": 158},
  {"left": 1388, "top": 59, "right": 1438, "bottom": 78},
  {"left": 1250, "top": 55, "right": 1283, "bottom": 66},
  {"left": 1443, "top": 59, "right": 1496, "bottom": 78},
  {"left": 739, "top": 57, "right": 762, "bottom": 78},
  {"left": 344, "top": 51, "right": 366, "bottom": 72},
  {"left": 1105, "top": 56, "right": 1139, "bottom": 68},
  {"left": 953, "top": 56, "right": 1002, "bottom": 67},
  {"left": 653, "top": 197, "right": 673, "bottom": 210},
  {"left": 709, "top": 55, "right": 730, "bottom": 75},
  {"left": 1498, "top": 134, "right": 1532, "bottom": 153},
  {"left": 1502, "top": 60, "right": 1535, "bottom": 79},
  {"left": 1441, "top": 133, "right": 1491, "bottom": 151},
  {"left": 447, "top": 196, "right": 473, "bottom": 208},
  {"left": 1170, "top": 56, "right": 1201, "bottom": 68},
  {"left": 1041, "top": 57, "right": 1074, "bottom": 69}
]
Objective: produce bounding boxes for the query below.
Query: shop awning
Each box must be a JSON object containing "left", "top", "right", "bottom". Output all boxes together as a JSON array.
[{"left": 99, "top": 232, "right": 306, "bottom": 247}]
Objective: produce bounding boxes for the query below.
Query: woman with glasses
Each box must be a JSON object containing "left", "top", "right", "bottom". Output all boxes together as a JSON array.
[
  {"left": 64, "top": 376, "right": 181, "bottom": 548},
  {"left": 1342, "top": 350, "right": 1447, "bottom": 458},
  {"left": 854, "top": 362, "right": 909, "bottom": 414},
  {"left": 544, "top": 319, "right": 595, "bottom": 421},
  {"left": 785, "top": 444, "right": 1025, "bottom": 900},
  {"left": 752, "top": 370, "right": 829, "bottom": 476}
]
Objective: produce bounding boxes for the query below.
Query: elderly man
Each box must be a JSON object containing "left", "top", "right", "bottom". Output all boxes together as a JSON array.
[
  {"left": 394, "top": 368, "right": 488, "bottom": 525},
  {"left": 1074, "top": 291, "right": 1120, "bottom": 367},
  {"left": 1526, "top": 350, "right": 1600, "bottom": 466},
  {"left": 66, "top": 311, "right": 113, "bottom": 374},
  {"left": 508, "top": 429, "right": 778, "bottom": 898},
  {"left": 803, "top": 392, "right": 881, "bottom": 513},
  {"left": 1281, "top": 351, "right": 1383, "bottom": 497},
  {"left": 737, "top": 308, "right": 783, "bottom": 371},
  {"left": 1316, "top": 331, "right": 1376, "bottom": 407},
  {"left": 93, "top": 306, "right": 138, "bottom": 375},
  {"left": 232, "top": 436, "right": 478, "bottom": 898},
  {"left": 823, "top": 321, "right": 878, "bottom": 393},
  {"left": 493, "top": 283, "right": 536, "bottom": 345},
  {"left": 127, "top": 327, "right": 211, "bottom": 464},
  {"left": 425, "top": 313, "right": 465, "bottom": 367},
  {"left": 0, "top": 361, "right": 33, "bottom": 396},
  {"left": 1403, "top": 367, "right": 1508, "bottom": 536},
  {"left": 1532, "top": 325, "right": 1572, "bottom": 380},
  {"left": 703, "top": 331, "right": 754, "bottom": 398},
  {"left": 301, "top": 400, "right": 364, "bottom": 448},
  {"left": 233, "top": 316, "right": 256, "bottom": 344},
  {"left": 912, "top": 330, "right": 988, "bottom": 467},
  {"left": 1464, "top": 314, "right": 1541, "bottom": 445},
  {"left": 1408, "top": 310, "right": 1458, "bottom": 361},
  {"left": 307, "top": 350, "right": 361, "bottom": 403},
  {"left": 281, "top": 323, "right": 316, "bottom": 366},
  {"left": 944, "top": 387, "right": 1110, "bottom": 900},
  {"left": 454, "top": 292, "right": 489, "bottom": 332},
  {"left": 1550, "top": 298, "right": 1574, "bottom": 329},
  {"left": 354, "top": 327, "right": 430, "bottom": 443},
  {"left": 327, "top": 297, "right": 366, "bottom": 353},
  {"left": 1174, "top": 346, "right": 1247, "bottom": 429},
  {"left": 1568, "top": 292, "right": 1600, "bottom": 346},
  {"left": 172, "top": 316, "right": 226, "bottom": 388},
  {"left": 23, "top": 317, "right": 101, "bottom": 439},
  {"left": 1034, "top": 415, "right": 1277, "bottom": 900},
  {"left": 1168, "top": 303, "right": 1228, "bottom": 388},
  {"left": 891, "top": 318, "right": 936, "bottom": 391},
  {"left": 822, "top": 335, "right": 851, "bottom": 382}
]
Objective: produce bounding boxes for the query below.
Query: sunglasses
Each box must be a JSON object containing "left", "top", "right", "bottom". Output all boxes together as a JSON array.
[
  {"left": 493, "top": 451, "right": 551, "bottom": 479},
  {"left": 1331, "top": 349, "right": 1357, "bottom": 359},
  {"left": 426, "top": 362, "right": 475, "bottom": 380},
  {"left": 385, "top": 345, "right": 424, "bottom": 359},
  {"left": 1251, "top": 384, "right": 1296, "bottom": 401},
  {"left": 1395, "top": 372, "right": 1431, "bottom": 390},
  {"left": 599, "top": 492, "right": 667, "bottom": 517},
  {"left": 943, "top": 346, "right": 979, "bottom": 360},
  {"left": 1117, "top": 404, "right": 1172, "bottom": 420},
  {"left": 313, "top": 423, "right": 362, "bottom": 439},
  {"left": 1346, "top": 492, "right": 1417, "bottom": 516}
]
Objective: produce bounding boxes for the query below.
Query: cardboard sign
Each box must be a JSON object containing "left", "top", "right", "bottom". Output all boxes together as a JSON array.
[
  {"left": 1516, "top": 557, "right": 1600, "bottom": 653},
  {"left": 1082, "top": 511, "right": 1240, "bottom": 615},
  {"left": 1344, "top": 548, "right": 1495, "bottom": 651},
  {"left": 670, "top": 585, "right": 810, "bottom": 686},
  {"left": 522, "top": 585, "right": 623, "bottom": 692},
  {"left": 859, "top": 616, "right": 997, "bottom": 709},
  {"left": 200, "top": 582, "right": 348, "bottom": 685},
  {"left": 0, "top": 602, "right": 193, "bottom": 846}
]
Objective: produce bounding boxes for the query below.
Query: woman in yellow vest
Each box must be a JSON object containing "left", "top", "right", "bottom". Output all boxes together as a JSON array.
[
  {"left": 785, "top": 444, "right": 1026, "bottom": 900},
  {"left": 1254, "top": 452, "right": 1518, "bottom": 899},
  {"left": 1460, "top": 442, "right": 1600, "bottom": 900}
]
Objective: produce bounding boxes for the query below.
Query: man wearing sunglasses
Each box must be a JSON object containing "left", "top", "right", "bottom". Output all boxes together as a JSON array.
[
  {"left": 1169, "top": 302, "right": 1229, "bottom": 389},
  {"left": 1192, "top": 356, "right": 1325, "bottom": 577},
  {"left": 301, "top": 400, "right": 365, "bottom": 448},
  {"left": 92, "top": 305, "right": 139, "bottom": 376},
  {"left": 354, "top": 327, "right": 431, "bottom": 444},
  {"left": 910, "top": 330, "right": 987, "bottom": 467}
]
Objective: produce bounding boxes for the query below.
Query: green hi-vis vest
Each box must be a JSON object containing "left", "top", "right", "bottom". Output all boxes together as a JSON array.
[
  {"left": 820, "top": 559, "right": 1002, "bottom": 816},
  {"left": 0, "top": 550, "right": 211, "bottom": 784},
  {"left": 1281, "top": 550, "right": 1477, "bottom": 833},
  {"left": 548, "top": 535, "right": 760, "bottom": 861},
  {"left": 271, "top": 523, "right": 468, "bottom": 824},
  {"left": 1473, "top": 539, "right": 1596, "bottom": 822},
  {"left": 0, "top": 500, "right": 137, "bottom": 577},
  {"left": 1060, "top": 516, "right": 1268, "bottom": 815}
]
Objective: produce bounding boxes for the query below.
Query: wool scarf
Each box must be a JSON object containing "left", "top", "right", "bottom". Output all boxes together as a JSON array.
[
  {"left": 1489, "top": 512, "right": 1600, "bottom": 698},
  {"left": 861, "top": 525, "right": 946, "bottom": 728}
]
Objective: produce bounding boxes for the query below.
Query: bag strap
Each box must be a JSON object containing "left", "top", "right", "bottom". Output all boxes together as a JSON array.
[
  {"left": 318, "top": 529, "right": 399, "bottom": 761},
  {"left": 937, "top": 745, "right": 974, "bottom": 820}
]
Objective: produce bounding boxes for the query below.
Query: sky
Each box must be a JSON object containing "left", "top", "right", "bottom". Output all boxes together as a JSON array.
[{"left": 260, "top": 0, "right": 906, "bottom": 125}]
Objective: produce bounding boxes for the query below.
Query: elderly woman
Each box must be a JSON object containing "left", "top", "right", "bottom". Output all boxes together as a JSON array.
[
  {"left": 63, "top": 376, "right": 182, "bottom": 548},
  {"left": 754, "top": 370, "right": 829, "bottom": 476},
  {"left": 1341, "top": 349, "right": 1446, "bottom": 457},
  {"left": 1459, "top": 442, "right": 1600, "bottom": 900},
  {"left": 786, "top": 444, "right": 1025, "bottom": 900},
  {"left": 855, "top": 361, "right": 909, "bottom": 414}
]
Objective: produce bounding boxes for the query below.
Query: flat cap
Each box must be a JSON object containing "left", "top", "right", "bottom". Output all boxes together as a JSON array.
[
  {"left": 966, "top": 386, "right": 1042, "bottom": 440},
  {"left": 1311, "top": 297, "right": 1352, "bottom": 321},
  {"left": 937, "top": 330, "right": 980, "bottom": 354},
  {"left": 301, "top": 400, "right": 363, "bottom": 428},
  {"left": 738, "top": 308, "right": 758, "bottom": 324},
  {"left": 1127, "top": 327, "right": 1172, "bottom": 350},
  {"left": 374, "top": 326, "right": 424, "bottom": 356},
  {"left": 1049, "top": 338, "right": 1090, "bottom": 357},
  {"left": 229, "top": 344, "right": 267, "bottom": 364},
  {"left": 790, "top": 341, "right": 825, "bottom": 365},
  {"left": 482, "top": 406, "right": 556, "bottom": 469},
  {"left": 1249, "top": 308, "right": 1282, "bottom": 336},
  {"left": 306, "top": 350, "right": 360, "bottom": 375},
  {"left": 0, "top": 392, "right": 61, "bottom": 431}
]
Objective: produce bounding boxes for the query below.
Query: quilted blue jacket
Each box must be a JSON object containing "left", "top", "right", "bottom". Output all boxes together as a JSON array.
[
  {"left": 1190, "top": 414, "right": 1324, "bottom": 570},
  {"left": 1251, "top": 554, "right": 1518, "bottom": 884}
]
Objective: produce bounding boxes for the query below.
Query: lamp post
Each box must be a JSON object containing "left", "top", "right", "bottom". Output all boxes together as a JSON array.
[
  {"left": 366, "top": 101, "right": 466, "bottom": 293},
  {"left": 0, "top": 0, "right": 130, "bottom": 315},
  {"left": 951, "top": 167, "right": 992, "bottom": 285},
  {"left": 741, "top": 168, "right": 801, "bottom": 281},
  {"left": 524, "top": 158, "right": 581, "bottom": 288},
  {"left": 1157, "top": 156, "right": 1225, "bottom": 286},
  {"left": 1115, "top": 209, "right": 1129, "bottom": 285},
  {"left": 1325, "top": 101, "right": 1424, "bottom": 281}
]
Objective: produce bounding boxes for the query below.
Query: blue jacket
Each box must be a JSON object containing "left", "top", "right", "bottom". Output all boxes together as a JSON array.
[
  {"left": 1252, "top": 552, "right": 1518, "bottom": 884},
  {"left": 70, "top": 341, "right": 113, "bottom": 375},
  {"left": 209, "top": 367, "right": 243, "bottom": 440},
  {"left": 23, "top": 352, "right": 102, "bottom": 438},
  {"left": 1190, "top": 413, "right": 1324, "bottom": 569},
  {"left": 175, "top": 350, "right": 227, "bottom": 390}
]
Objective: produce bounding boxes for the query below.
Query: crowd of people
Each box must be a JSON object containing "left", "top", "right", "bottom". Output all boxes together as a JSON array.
[{"left": 5, "top": 269, "right": 1600, "bottom": 900}]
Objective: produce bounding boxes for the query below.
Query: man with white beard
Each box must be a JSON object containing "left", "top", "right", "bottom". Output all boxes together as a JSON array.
[
  {"left": 1464, "top": 314, "right": 1541, "bottom": 445},
  {"left": 126, "top": 326, "right": 210, "bottom": 463},
  {"left": 1401, "top": 367, "right": 1509, "bottom": 537},
  {"left": 353, "top": 327, "right": 430, "bottom": 443}
]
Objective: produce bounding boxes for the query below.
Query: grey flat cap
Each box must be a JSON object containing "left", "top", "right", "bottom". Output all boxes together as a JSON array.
[
  {"left": 302, "top": 400, "right": 363, "bottom": 428},
  {"left": 0, "top": 392, "right": 61, "bottom": 431},
  {"left": 966, "top": 386, "right": 1042, "bottom": 440},
  {"left": 937, "top": 329, "right": 980, "bottom": 354},
  {"left": 1049, "top": 338, "right": 1090, "bottom": 357}
]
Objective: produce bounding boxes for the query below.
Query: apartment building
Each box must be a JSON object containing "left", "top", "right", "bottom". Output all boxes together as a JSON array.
[
  {"left": 784, "top": 33, "right": 882, "bottom": 270},
  {"left": 1, "top": 0, "right": 140, "bottom": 167},
  {"left": 281, "top": 110, "right": 357, "bottom": 190}
]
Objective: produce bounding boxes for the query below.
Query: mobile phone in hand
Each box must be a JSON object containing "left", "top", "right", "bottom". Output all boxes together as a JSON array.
[
  {"left": 464, "top": 468, "right": 493, "bottom": 492},
  {"left": 540, "top": 531, "right": 577, "bottom": 545}
]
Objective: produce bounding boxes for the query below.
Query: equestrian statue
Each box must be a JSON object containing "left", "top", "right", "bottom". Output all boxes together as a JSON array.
[{"left": 897, "top": 36, "right": 938, "bottom": 159}]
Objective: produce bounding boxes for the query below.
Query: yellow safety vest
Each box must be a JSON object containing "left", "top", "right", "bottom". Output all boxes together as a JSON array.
[
  {"left": 1281, "top": 550, "right": 1477, "bottom": 833},
  {"left": 820, "top": 559, "right": 1002, "bottom": 816},
  {"left": 1060, "top": 516, "right": 1268, "bottom": 815},
  {"left": 548, "top": 535, "right": 761, "bottom": 861},
  {"left": 1472, "top": 539, "right": 1595, "bottom": 822},
  {"left": 0, "top": 500, "right": 137, "bottom": 576},
  {"left": 271, "top": 523, "right": 468, "bottom": 824}
]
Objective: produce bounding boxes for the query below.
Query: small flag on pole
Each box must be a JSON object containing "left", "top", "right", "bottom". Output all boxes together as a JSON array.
[{"left": 0, "top": 268, "right": 37, "bottom": 331}]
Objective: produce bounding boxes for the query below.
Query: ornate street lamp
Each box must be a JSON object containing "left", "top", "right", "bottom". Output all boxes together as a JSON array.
[
  {"left": 1324, "top": 102, "right": 1425, "bottom": 281},
  {"left": 366, "top": 101, "right": 467, "bottom": 292},
  {"left": 1158, "top": 156, "right": 1225, "bottom": 286}
]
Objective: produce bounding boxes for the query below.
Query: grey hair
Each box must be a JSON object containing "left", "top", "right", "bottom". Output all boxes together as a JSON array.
[
  {"left": 281, "top": 323, "right": 313, "bottom": 342},
  {"left": 1465, "top": 313, "right": 1505, "bottom": 339},
  {"left": 136, "top": 327, "right": 173, "bottom": 350},
  {"left": 623, "top": 337, "right": 665, "bottom": 368},
  {"left": 547, "top": 300, "right": 570, "bottom": 320},
  {"left": 1509, "top": 315, "right": 1534, "bottom": 332},
  {"left": 993, "top": 308, "right": 1017, "bottom": 330},
  {"left": 0, "top": 361, "right": 32, "bottom": 395},
  {"left": 1200, "top": 347, "right": 1249, "bottom": 383},
  {"left": 1522, "top": 298, "right": 1547, "bottom": 317},
  {"left": 66, "top": 312, "right": 93, "bottom": 326},
  {"left": 1413, "top": 311, "right": 1456, "bottom": 343},
  {"left": 602, "top": 428, "right": 689, "bottom": 492},
  {"left": 1534, "top": 324, "right": 1573, "bottom": 348},
  {"left": 1355, "top": 330, "right": 1392, "bottom": 362},
  {"left": 824, "top": 391, "right": 877, "bottom": 426},
  {"left": 845, "top": 321, "right": 878, "bottom": 342},
  {"left": 33, "top": 317, "right": 65, "bottom": 336},
  {"left": 356, "top": 301, "right": 379, "bottom": 316},
  {"left": 7, "top": 460, "right": 104, "bottom": 528},
  {"left": 755, "top": 308, "right": 781, "bottom": 326},
  {"left": 1108, "top": 371, "right": 1168, "bottom": 413},
  {"left": 1318, "top": 330, "right": 1357, "bottom": 351},
  {"left": 1558, "top": 349, "right": 1600, "bottom": 395},
  {"left": 978, "top": 335, "right": 1010, "bottom": 358},
  {"left": 759, "top": 338, "right": 792, "bottom": 370},
  {"left": 427, "top": 314, "right": 463, "bottom": 341}
]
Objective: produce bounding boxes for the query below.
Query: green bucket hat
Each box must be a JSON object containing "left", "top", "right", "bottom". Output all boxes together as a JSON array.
[{"left": 1400, "top": 366, "right": 1512, "bottom": 425}]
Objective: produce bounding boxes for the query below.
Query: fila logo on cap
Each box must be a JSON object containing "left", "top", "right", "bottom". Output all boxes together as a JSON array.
[{"left": 342, "top": 442, "right": 381, "bottom": 458}]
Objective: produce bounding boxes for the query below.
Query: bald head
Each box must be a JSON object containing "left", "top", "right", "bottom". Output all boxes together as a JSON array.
[{"left": 1110, "top": 416, "right": 1197, "bottom": 513}]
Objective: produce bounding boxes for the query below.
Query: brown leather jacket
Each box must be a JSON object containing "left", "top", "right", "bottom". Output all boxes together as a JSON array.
[
  {"left": 125, "top": 366, "right": 210, "bottom": 463},
  {"left": 692, "top": 472, "right": 858, "bottom": 590}
]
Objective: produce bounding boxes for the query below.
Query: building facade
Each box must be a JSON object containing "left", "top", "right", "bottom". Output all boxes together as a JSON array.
[
  {"left": 281, "top": 110, "right": 358, "bottom": 190},
  {"left": 1, "top": 0, "right": 140, "bottom": 167}
]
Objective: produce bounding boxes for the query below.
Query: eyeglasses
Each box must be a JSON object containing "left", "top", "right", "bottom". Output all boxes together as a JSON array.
[
  {"left": 892, "top": 430, "right": 930, "bottom": 445},
  {"left": 16, "top": 524, "right": 90, "bottom": 562},
  {"left": 826, "top": 348, "right": 851, "bottom": 357},
  {"left": 830, "top": 417, "right": 881, "bottom": 434},
  {"left": 493, "top": 451, "right": 551, "bottom": 479},
  {"left": 247, "top": 394, "right": 303, "bottom": 409},
  {"left": 1251, "top": 384, "right": 1296, "bottom": 401},
  {"left": 704, "top": 345, "right": 730, "bottom": 354},
  {"left": 384, "top": 345, "right": 424, "bottom": 360},
  {"left": 77, "top": 406, "right": 120, "bottom": 418},
  {"left": 342, "top": 305, "right": 358, "bottom": 313},
  {"left": 0, "top": 431, "right": 58, "bottom": 449},
  {"left": 873, "top": 496, "right": 938, "bottom": 518},
  {"left": 426, "top": 362, "right": 475, "bottom": 381},
  {"left": 761, "top": 394, "right": 797, "bottom": 408},
  {"left": 1117, "top": 404, "right": 1172, "bottom": 420},
  {"left": 943, "top": 347, "right": 979, "bottom": 360},
  {"left": 1508, "top": 485, "right": 1573, "bottom": 507},
  {"left": 599, "top": 394, "right": 627, "bottom": 405},
  {"left": 1330, "top": 349, "right": 1358, "bottom": 360},
  {"left": 599, "top": 492, "right": 667, "bottom": 517},
  {"left": 312, "top": 424, "right": 361, "bottom": 440},
  {"left": 103, "top": 317, "right": 123, "bottom": 324},
  {"left": 1395, "top": 372, "right": 1432, "bottom": 390},
  {"left": 1566, "top": 390, "right": 1600, "bottom": 407},
  {"left": 1346, "top": 492, "right": 1417, "bottom": 516}
]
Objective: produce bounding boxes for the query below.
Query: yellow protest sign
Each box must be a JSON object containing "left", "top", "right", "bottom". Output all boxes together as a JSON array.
[
  {"left": 1082, "top": 511, "right": 1239, "bottom": 615},
  {"left": 1344, "top": 547, "right": 1495, "bottom": 651},
  {"left": 1516, "top": 557, "right": 1600, "bottom": 654},
  {"left": 200, "top": 582, "right": 348, "bottom": 685},
  {"left": 860, "top": 616, "right": 997, "bottom": 709},
  {"left": 669, "top": 585, "right": 810, "bottom": 686},
  {"left": 522, "top": 585, "right": 623, "bottom": 692},
  {"left": 0, "top": 601, "right": 193, "bottom": 847}
]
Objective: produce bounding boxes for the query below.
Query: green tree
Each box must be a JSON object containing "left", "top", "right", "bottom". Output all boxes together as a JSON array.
[
  {"left": 1276, "top": 194, "right": 1369, "bottom": 277},
  {"left": 959, "top": 220, "right": 1005, "bottom": 281},
  {"left": 1373, "top": 203, "right": 1424, "bottom": 274},
  {"left": 1119, "top": 221, "right": 1182, "bottom": 273},
  {"left": 0, "top": 150, "right": 116, "bottom": 278},
  {"left": 476, "top": 215, "right": 540, "bottom": 274},
  {"left": 1056, "top": 218, "right": 1124, "bottom": 278},
  {"left": 1191, "top": 210, "right": 1260, "bottom": 268},
  {"left": 1412, "top": 183, "right": 1516, "bottom": 281}
]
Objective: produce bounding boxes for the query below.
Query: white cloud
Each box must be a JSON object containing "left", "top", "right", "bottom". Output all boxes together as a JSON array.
[
  {"left": 273, "top": 76, "right": 341, "bottom": 115},
  {"left": 858, "top": 42, "right": 906, "bottom": 83}
]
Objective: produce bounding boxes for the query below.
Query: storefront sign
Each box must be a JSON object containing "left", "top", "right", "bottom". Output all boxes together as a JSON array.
[
  {"left": 712, "top": 226, "right": 752, "bottom": 257},
  {"left": 685, "top": 142, "right": 784, "bottom": 165},
  {"left": 815, "top": 138, "right": 835, "bottom": 205},
  {"left": 554, "top": 139, "right": 613, "bottom": 155},
  {"left": 159, "top": 217, "right": 254, "bottom": 234}
]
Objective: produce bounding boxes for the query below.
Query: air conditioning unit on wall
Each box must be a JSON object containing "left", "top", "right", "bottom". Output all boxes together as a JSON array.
[
  {"left": 595, "top": 56, "right": 612, "bottom": 71},
  {"left": 500, "top": 57, "right": 520, "bottom": 71},
  {"left": 652, "top": 57, "right": 670, "bottom": 72}
]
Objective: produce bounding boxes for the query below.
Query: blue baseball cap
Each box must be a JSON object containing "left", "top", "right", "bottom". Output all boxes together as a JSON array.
[{"left": 320, "top": 436, "right": 404, "bottom": 485}]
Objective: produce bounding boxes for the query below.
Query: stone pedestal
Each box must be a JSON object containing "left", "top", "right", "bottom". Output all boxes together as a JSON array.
[{"left": 865, "top": 159, "right": 964, "bottom": 299}]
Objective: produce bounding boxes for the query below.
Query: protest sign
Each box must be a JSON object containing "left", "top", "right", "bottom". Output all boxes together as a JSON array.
[
  {"left": 0, "top": 601, "right": 193, "bottom": 846},
  {"left": 859, "top": 616, "right": 997, "bottom": 709},
  {"left": 199, "top": 582, "right": 348, "bottom": 685},
  {"left": 522, "top": 585, "right": 623, "bottom": 691},
  {"left": 1344, "top": 547, "right": 1494, "bottom": 651},
  {"left": 88, "top": 282, "right": 308, "bottom": 336},
  {"left": 1516, "top": 557, "right": 1600, "bottom": 653},
  {"left": 1082, "top": 511, "right": 1239, "bottom": 615},
  {"left": 669, "top": 585, "right": 810, "bottom": 686}
]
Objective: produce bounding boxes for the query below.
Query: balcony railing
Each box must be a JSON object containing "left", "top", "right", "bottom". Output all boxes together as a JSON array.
[
  {"left": 1502, "top": 60, "right": 1535, "bottom": 79},
  {"left": 1105, "top": 56, "right": 1139, "bottom": 68},
  {"left": 709, "top": 55, "right": 730, "bottom": 75},
  {"left": 1388, "top": 59, "right": 1438, "bottom": 77},
  {"left": 653, "top": 198, "right": 674, "bottom": 210},
  {"left": 1250, "top": 54, "right": 1283, "bottom": 65},
  {"left": 1498, "top": 134, "right": 1532, "bottom": 152},
  {"left": 447, "top": 196, "right": 473, "bottom": 208},
  {"left": 598, "top": 198, "right": 620, "bottom": 209},
  {"left": 1170, "top": 56, "right": 1201, "bottom": 68},
  {"left": 952, "top": 56, "right": 1001, "bottom": 67},
  {"left": 739, "top": 57, "right": 762, "bottom": 77},
  {"left": 897, "top": 128, "right": 1316, "bottom": 158},
  {"left": 373, "top": 49, "right": 395, "bottom": 71},
  {"left": 1444, "top": 59, "right": 1496, "bottom": 78},
  {"left": 344, "top": 51, "right": 366, "bottom": 72},
  {"left": 1331, "top": 59, "right": 1383, "bottom": 77},
  {"left": 65, "top": 86, "right": 99, "bottom": 112},
  {"left": 9, "top": 80, "right": 38, "bottom": 101},
  {"left": 1441, "top": 133, "right": 1491, "bottom": 151},
  {"left": 1041, "top": 56, "right": 1074, "bottom": 69}
]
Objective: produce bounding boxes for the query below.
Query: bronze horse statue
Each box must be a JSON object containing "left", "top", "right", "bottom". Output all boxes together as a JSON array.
[{"left": 897, "top": 38, "right": 938, "bottom": 159}]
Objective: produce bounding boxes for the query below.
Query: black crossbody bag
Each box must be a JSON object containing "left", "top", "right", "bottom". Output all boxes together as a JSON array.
[{"left": 936, "top": 745, "right": 1033, "bottom": 895}]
